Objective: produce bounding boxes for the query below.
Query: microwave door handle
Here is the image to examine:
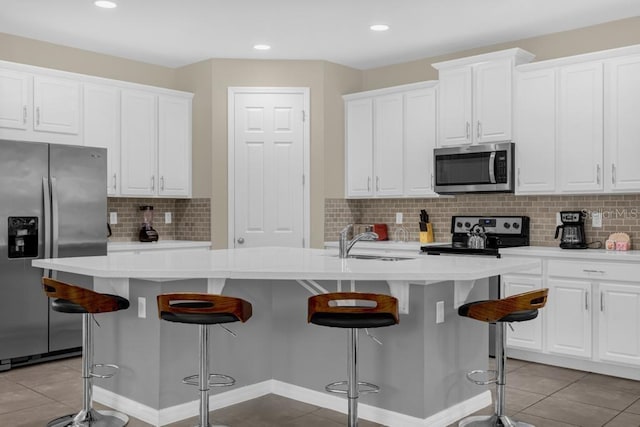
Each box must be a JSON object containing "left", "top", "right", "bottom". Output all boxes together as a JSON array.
[{"left": 488, "top": 152, "right": 496, "bottom": 184}]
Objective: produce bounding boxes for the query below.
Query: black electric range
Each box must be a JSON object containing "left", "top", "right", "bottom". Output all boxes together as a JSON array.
[{"left": 421, "top": 215, "right": 530, "bottom": 258}]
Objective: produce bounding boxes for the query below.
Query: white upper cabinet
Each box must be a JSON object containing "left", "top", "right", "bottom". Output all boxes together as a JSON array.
[
  {"left": 514, "top": 68, "right": 557, "bottom": 194},
  {"left": 344, "top": 81, "right": 439, "bottom": 198},
  {"left": 604, "top": 54, "right": 640, "bottom": 192},
  {"left": 558, "top": 62, "right": 604, "bottom": 193},
  {"left": 84, "top": 83, "right": 121, "bottom": 195},
  {"left": 158, "top": 95, "right": 192, "bottom": 197},
  {"left": 404, "top": 87, "right": 438, "bottom": 196},
  {"left": 120, "top": 89, "right": 158, "bottom": 197},
  {"left": 373, "top": 93, "right": 404, "bottom": 196},
  {"left": 0, "top": 67, "right": 81, "bottom": 145},
  {"left": 345, "top": 98, "right": 374, "bottom": 197},
  {"left": 433, "top": 48, "right": 535, "bottom": 147}
]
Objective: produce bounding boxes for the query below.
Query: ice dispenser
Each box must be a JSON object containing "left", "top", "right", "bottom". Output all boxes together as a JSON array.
[{"left": 8, "top": 217, "right": 38, "bottom": 258}]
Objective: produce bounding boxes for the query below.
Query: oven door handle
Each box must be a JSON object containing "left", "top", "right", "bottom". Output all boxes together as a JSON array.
[{"left": 488, "top": 151, "right": 496, "bottom": 184}]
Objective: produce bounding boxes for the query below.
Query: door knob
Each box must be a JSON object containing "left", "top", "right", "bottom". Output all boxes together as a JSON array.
[{"left": 237, "top": 237, "right": 245, "bottom": 244}]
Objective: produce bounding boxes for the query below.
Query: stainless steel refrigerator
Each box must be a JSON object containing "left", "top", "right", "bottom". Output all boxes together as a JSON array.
[{"left": 0, "top": 139, "right": 107, "bottom": 370}]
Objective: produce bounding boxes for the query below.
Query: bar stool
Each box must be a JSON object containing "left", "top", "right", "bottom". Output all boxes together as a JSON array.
[
  {"left": 157, "top": 293, "right": 252, "bottom": 427},
  {"left": 457, "top": 289, "right": 549, "bottom": 427},
  {"left": 42, "top": 277, "right": 130, "bottom": 427},
  {"left": 307, "top": 292, "right": 399, "bottom": 427}
]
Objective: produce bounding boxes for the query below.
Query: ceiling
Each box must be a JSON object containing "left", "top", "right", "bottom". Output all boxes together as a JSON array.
[{"left": 1, "top": 0, "right": 640, "bottom": 70}]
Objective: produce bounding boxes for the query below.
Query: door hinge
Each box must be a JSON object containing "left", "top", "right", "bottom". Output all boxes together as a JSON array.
[{"left": 302, "top": 110, "right": 306, "bottom": 122}]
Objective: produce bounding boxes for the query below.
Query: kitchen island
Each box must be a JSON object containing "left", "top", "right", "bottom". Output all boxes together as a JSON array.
[{"left": 33, "top": 247, "right": 539, "bottom": 427}]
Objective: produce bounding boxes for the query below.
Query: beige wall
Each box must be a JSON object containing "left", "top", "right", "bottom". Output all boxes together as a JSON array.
[
  {"left": 362, "top": 16, "right": 640, "bottom": 90},
  {"left": 0, "top": 32, "right": 176, "bottom": 88}
]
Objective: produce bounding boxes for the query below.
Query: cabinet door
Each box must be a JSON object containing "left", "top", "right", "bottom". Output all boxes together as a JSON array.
[
  {"left": 474, "top": 60, "right": 512, "bottom": 143},
  {"left": 604, "top": 55, "right": 640, "bottom": 192},
  {"left": 546, "top": 279, "right": 592, "bottom": 358},
  {"left": 514, "top": 68, "right": 557, "bottom": 194},
  {"left": 404, "top": 87, "right": 437, "bottom": 196},
  {"left": 598, "top": 282, "right": 640, "bottom": 366},
  {"left": 158, "top": 95, "right": 192, "bottom": 197},
  {"left": 0, "top": 69, "right": 30, "bottom": 131},
  {"left": 120, "top": 89, "right": 157, "bottom": 196},
  {"left": 374, "top": 93, "right": 403, "bottom": 196},
  {"left": 345, "top": 98, "right": 374, "bottom": 197},
  {"left": 438, "top": 67, "right": 472, "bottom": 146},
  {"left": 558, "top": 62, "right": 603, "bottom": 193},
  {"left": 503, "top": 275, "right": 543, "bottom": 351},
  {"left": 33, "top": 75, "right": 80, "bottom": 136},
  {"left": 84, "top": 83, "right": 120, "bottom": 195}
]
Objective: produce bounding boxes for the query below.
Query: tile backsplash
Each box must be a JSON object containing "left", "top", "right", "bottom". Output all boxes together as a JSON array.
[
  {"left": 325, "top": 194, "right": 640, "bottom": 248},
  {"left": 107, "top": 198, "right": 211, "bottom": 242}
]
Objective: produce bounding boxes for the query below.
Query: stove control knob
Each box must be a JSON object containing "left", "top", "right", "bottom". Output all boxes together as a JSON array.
[
  {"left": 513, "top": 222, "right": 520, "bottom": 229},
  {"left": 503, "top": 222, "right": 510, "bottom": 229},
  {"left": 464, "top": 222, "right": 471, "bottom": 228}
]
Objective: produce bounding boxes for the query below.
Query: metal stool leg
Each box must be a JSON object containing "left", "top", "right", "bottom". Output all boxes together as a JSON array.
[
  {"left": 348, "top": 328, "right": 359, "bottom": 427},
  {"left": 47, "top": 313, "right": 129, "bottom": 427},
  {"left": 459, "top": 322, "right": 533, "bottom": 427}
]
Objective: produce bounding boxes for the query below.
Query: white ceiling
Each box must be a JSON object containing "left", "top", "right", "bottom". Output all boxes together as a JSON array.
[{"left": 1, "top": 0, "right": 639, "bottom": 70}]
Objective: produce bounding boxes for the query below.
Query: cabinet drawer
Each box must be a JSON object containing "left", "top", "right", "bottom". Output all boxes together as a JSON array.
[
  {"left": 502, "top": 256, "right": 542, "bottom": 275},
  {"left": 548, "top": 260, "right": 640, "bottom": 282}
]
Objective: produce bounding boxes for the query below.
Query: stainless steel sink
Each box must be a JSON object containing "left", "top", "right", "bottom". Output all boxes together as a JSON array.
[{"left": 339, "top": 254, "right": 415, "bottom": 261}]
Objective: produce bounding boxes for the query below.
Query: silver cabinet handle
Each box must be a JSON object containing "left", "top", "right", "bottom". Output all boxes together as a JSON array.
[
  {"left": 112, "top": 173, "right": 117, "bottom": 191},
  {"left": 597, "top": 164, "right": 601, "bottom": 185},
  {"left": 23, "top": 106, "right": 27, "bottom": 124},
  {"left": 600, "top": 292, "right": 604, "bottom": 312},
  {"left": 583, "top": 269, "right": 606, "bottom": 274},
  {"left": 36, "top": 107, "right": 40, "bottom": 126},
  {"left": 466, "top": 122, "right": 470, "bottom": 140},
  {"left": 237, "top": 237, "right": 245, "bottom": 244},
  {"left": 477, "top": 121, "right": 481, "bottom": 139},
  {"left": 612, "top": 163, "right": 616, "bottom": 185},
  {"left": 376, "top": 176, "right": 380, "bottom": 192},
  {"left": 160, "top": 176, "right": 165, "bottom": 190},
  {"left": 367, "top": 176, "right": 371, "bottom": 192},
  {"left": 151, "top": 175, "right": 155, "bottom": 190},
  {"left": 585, "top": 291, "right": 589, "bottom": 310}
]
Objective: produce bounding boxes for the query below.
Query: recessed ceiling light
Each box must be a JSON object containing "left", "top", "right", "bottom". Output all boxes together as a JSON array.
[
  {"left": 253, "top": 44, "right": 271, "bottom": 51},
  {"left": 370, "top": 24, "right": 390, "bottom": 32},
  {"left": 94, "top": 1, "right": 117, "bottom": 9}
]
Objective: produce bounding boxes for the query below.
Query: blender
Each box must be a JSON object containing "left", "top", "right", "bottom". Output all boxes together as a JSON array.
[{"left": 139, "top": 205, "right": 159, "bottom": 242}]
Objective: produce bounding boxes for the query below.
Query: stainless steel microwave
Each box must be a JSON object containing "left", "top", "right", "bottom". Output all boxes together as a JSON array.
[{"left": 433, "top": 142, "right": 514, "bottom": 194}]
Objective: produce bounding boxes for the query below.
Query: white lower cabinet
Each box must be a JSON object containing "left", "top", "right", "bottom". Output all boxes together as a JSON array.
[
  {"left": 546, "top": 278, "right": 592, "bottom": 358},
  {"left": 503, "top": 274, "right": 543, "bottom": 351},
  {"left": 598, "top": 282, "right": 640, "bottom": 365}
]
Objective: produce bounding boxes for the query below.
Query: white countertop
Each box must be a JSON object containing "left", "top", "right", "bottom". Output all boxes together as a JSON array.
[
  {"left": 107, "top": 240, "right": 211, "bottom": 252},
  {"left": 33, "top": 246, "right": 538, "bottom": 282},
  {"left": 501, "top": 246, "right": 640, "bottom": 262}
]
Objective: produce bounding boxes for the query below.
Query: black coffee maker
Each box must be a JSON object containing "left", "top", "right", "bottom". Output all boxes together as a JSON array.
[{"left": 554, "top": 211, "right": 587, "bottom": 249}]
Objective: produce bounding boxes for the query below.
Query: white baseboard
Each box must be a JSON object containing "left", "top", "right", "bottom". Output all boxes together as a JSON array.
[{"left": 94, "top": 382, "right": 491, "bottom": 427}]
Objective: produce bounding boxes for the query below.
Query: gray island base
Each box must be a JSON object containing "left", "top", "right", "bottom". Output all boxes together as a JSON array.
[{"left": 33, "top": 247, "right": 539, "bottom": 426}]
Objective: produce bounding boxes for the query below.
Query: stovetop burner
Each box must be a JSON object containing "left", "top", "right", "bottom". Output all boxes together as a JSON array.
[{"left": 421, "top": 215, "right": 530, "bottom": 257}]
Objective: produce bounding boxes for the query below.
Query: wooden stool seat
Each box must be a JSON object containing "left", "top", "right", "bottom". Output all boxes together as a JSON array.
[
  {"left": 457, "top": 289, "right": 548, "bottom": 323},
  {"left": 157, "top": 293, "right": 252, "bottom": 325},
  {"left": 43, "top": 277, "right": 130, "bottom": 314},
  {"left": 308, "top": 292, "right": 399, "bottom": 329}
]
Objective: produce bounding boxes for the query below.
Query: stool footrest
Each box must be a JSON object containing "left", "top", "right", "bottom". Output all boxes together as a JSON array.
[
  {"left": 90, "top": 363, "right": 120, "bottom": 379},
  {"left": 325, "top": 380, "right": 380, "bottom": 395},
  {"left": 466, "top": 369, "right": 498, "bottom": 386},
  {"left": 182, "top": 373, "right": 236, "bottom": 388}
]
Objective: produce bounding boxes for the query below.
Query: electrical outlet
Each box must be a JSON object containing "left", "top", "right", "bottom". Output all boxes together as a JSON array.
[
  {"left": 592, "top": 211, "right": 602, "bottom": 228},
  {"left": 138, "top": 297, "right": 146, "bottom": 318},
  {"left": 395, "top": 212, "right": 403, "bottom": 224},
  {"left": 165, "top": 212, "right": 172, "bottom": 224},
  {"left": 436, "top": 301, "right": 445, "bottom": 324}
]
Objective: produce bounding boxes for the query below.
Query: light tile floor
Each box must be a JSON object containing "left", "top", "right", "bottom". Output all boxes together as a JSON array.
[{"left": 1, "top": 356, "right": 640, "bottom": 426}]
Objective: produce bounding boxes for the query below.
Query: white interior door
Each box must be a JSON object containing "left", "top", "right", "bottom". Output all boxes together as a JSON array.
[{"left": 229, "top": 88, "right": 309, "bottom": 248}]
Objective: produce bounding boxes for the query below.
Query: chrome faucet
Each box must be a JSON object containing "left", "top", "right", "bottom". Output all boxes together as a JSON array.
[{"left": 338, "top": 224, "right": 379, "bottom": 259}]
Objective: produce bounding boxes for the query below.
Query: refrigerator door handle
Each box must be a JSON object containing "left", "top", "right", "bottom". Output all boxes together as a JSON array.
[
  {"left": 51, "top": 177, "right": 59, "bottom": 279},
  {"left": 42, "top": 177, "right": 52, "bottom": 277}
]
